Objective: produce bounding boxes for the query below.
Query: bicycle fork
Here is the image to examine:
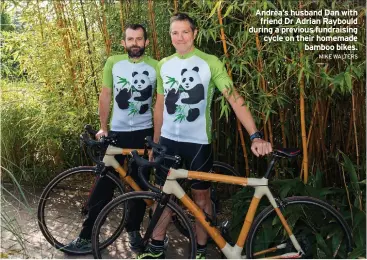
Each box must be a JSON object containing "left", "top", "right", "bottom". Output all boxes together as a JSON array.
[{"left": 142, "top": 193, "right": 171, "bottom": 248}]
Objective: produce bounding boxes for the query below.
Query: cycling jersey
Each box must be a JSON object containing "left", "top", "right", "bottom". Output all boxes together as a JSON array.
[
  {"left": 157, "top": 48, "right": 233, "bottom": 144},
  {"left": 103, "top": 54, "right": 158, "bottom": 132}
]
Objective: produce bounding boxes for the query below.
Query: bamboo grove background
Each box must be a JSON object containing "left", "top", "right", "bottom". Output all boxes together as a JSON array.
[{"left": 1, "top": 0, "right": 366, "bottom": 256}]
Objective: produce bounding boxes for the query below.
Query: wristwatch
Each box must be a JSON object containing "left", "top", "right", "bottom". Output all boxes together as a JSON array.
[{"left": 250, "top": 131, "right": 263, "bottom": 142}]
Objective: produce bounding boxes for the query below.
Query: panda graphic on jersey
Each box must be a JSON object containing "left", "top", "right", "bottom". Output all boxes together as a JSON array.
[
  {"left": 165, "top": 66, "right": 204, "bottom": 122},
  {"left": 115, "top": 71, "right": 153, "bottom": 115}
]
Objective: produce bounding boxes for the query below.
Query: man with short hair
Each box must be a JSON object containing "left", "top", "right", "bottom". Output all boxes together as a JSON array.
[
  {"left": 65, "top": 24, "right": 158, "bottom": 253},
  {"left": 139, "top": 13, "right": 272, "bottom": 259}
]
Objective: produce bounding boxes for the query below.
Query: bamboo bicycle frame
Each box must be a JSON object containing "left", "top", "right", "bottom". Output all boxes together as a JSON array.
[
  {"left": 162, "top": 168, "right": 304, "bottom": 259},
  {"left": 102, "top": 146, "right": 153, "bottom": 206}
]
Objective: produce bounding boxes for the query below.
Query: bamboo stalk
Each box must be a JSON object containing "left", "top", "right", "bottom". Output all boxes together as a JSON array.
[
  {"left": 58, "top": 1, "right": 74, "bottom": 48},
  {"left": 100, "top": 0, "right": 111, "bottom": 56},
  {"left": 346, "top": 112, "right": 353, "bottom": 152},
  {"left": 213, "top": 101, "right": 217, "bottom": 160},
  {"left": 279, "top": 109, "right": 287, "bottom": 147},
  {"left": 216, "top": 103, "right": 220, "bottom": 160},
  {"left": 255, "top": 32, "right": 269, "bottom": 142},
  {"left": 35, "top": 0, "right": 44, "bottom": 41},
  {"left": 341, "top": 166, "right": 354, "bottom": 226},
  {"left": 80, "top": 0, "right": 99, "bottom": 98},
  {"left": 148, "top": 0, "right": 160, "bottom": 60},
  {"left": 119, "top": 0, "right": 125, "bottom": 34},
  {"left": 322, "top": 99, "right": 330, "bottom": 170},
  {"left": 238, "top": 120, "right": 250, "bottom": 176},
  {"left": 267, "top": 117, "right": 274, "bottom": 147},
  {"left": 94, "top": 0, "right": 104, "bottom": 42},
  {"left": 68, "top": 0, "right": 87, "bottom": 105},
  {"left": 307, "top": 102, "right": 318, "bottom": 146},
  {"left": 36, "top": 0, "right": 53, "bottom": 91},
  {"left": 299, "top": 51, "right": 308, "bottom": 184},
  {"left": 53, "top": 1, "right": 76, "bottom": 88},
  {"left": 235, "top": 124, "right": 239, "bottom": 171},
  {"left": 217, "top": 2, "right": 249, "bottom": 176},
  {"left": 174, "top": 0, "right": 178, "bottom": 13},
  {"left": 351, "top": 87, "right": 360, "bottom": 180},
  {"left": 69, "top": 1, "right": 81, "bottom": 49},
  {"left": 316, "top": 101, "right": 322, "bottom": 157}
]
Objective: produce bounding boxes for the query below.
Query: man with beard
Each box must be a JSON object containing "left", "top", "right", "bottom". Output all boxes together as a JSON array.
[{"left": 64, "top": 24, "right": 158, "bottom": 253}]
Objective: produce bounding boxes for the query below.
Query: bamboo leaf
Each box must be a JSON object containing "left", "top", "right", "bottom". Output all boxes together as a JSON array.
[
  {"left": 316, "top": 233, "right": 332, "bottom": 257},
  {"left": 266, "top": 1, "right": 277, "bottom": 10},
  {"left": 353, "top": 220, "right": 366, "bottom": 248},
  {"left": 340, "top": 151, "right": 360, "bottom": 195},
  {"left": 223, "top": 4, "right": 233, "bottom": 18},
  {"left": 279, "top": 184, "right": 292, "bottom": 199},
  {"left": 353, "top": 210, "right": 366, "bottom": 231},
  {"left": 208, "top": 1, "right": 221, "bottom": 19},
  {"left": 344, "top": 72, "right": 352, "bottom": 92},
  {"left": 315, "top": 168, "right": 323, "bottom": 189},
  {"left": 348, "top": 246, "right": 366, "bottom": 259},
  {"left": 331, "top": 228, "right": 343, "bottom": 256}
]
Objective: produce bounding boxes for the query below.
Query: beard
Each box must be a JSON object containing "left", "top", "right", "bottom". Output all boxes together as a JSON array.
[{"left": 126, "top": 45, "right": 145, "bottom": 58}]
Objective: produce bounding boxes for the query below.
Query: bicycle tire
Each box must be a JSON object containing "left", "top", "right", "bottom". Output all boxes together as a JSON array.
[
  {"left": 246, "top": 196, "right": 353, "bottom": 259},
  {"left": 37, "top": 166, "right": 126, "bottom": 254},
  {"left": 91, "top": 191, "right": 196, "bottom": 259},
  {"left": 172, "top": 161, "right": 240, "bottom": 238},
  {"left": 212, "top": 161, "right": 241, "bottom": 177}
]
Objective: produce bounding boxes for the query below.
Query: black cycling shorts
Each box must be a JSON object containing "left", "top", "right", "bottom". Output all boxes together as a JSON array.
[{"left": 155, "top": 136, "right": 213, "bottom": 190}]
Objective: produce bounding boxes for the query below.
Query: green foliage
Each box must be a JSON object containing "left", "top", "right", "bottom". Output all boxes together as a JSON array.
[
  {"left": 1, "top": 9, "right": 15, "bottom": 32},
  {"left": 0, "top": 31, "right": 23, "bottom": 79},
  {"left": 1, "top": 81, "right": 98, "bottom": 185}
]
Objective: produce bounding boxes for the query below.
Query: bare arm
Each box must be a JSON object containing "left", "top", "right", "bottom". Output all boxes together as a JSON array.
[
  {"left": 96, "top": 87, "right": 112, "bottom": 139},
  {"left": 153, "top": 94, "right": 164, "bottom": 143},
  {"left": 222, "top": 87, "right": 272, "bottom": 156},
  {"left": 223, "top": 88, "right": 258, "bottom": 136}
]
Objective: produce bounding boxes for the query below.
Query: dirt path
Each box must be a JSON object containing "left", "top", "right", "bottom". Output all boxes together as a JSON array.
[{"left": 0, "top": 183, "right": 222, "bottom": 259}]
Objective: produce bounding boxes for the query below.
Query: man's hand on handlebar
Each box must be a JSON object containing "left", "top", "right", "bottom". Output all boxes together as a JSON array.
[{"left": 96, "top": 129, "right": 108, "bottom": 140}]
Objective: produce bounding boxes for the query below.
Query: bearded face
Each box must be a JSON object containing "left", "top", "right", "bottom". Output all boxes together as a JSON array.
[
  {"left": 123, "top": 28, "right": 148, "bottom": 59},
  {"left": 126, "top": 45, "right": 145, "bottom": 58}
]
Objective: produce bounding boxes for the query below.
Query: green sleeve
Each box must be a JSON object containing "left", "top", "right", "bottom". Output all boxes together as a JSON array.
[
  {"left": 210, "top": 56, "right": 233, "bottom": 93},
  {"left": 156, "top": 61, "right": 164, "bottom": 95},
  {"left": 102, "top": 57, "right": 113, "bottom": 89}
]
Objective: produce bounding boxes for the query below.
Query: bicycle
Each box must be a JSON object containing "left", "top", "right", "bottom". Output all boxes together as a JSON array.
[
  {"left": 91, "top": 139, "right": 353, "bottom": 259},
  {"left": 37, "top": 126, "right": 240, "bottom": 255}
]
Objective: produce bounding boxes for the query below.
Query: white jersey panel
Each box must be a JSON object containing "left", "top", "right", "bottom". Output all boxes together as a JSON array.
[
  {"left": 110, "top": 60, "right": 156, "bottom": 131},
  {"left": 160, "top": 56, "right": 211, "bottom": 144}
]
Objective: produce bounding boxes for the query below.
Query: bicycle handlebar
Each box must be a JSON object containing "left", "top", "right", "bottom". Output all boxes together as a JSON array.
[
  {"left": 85, "top": 124, "right": 97, "bottom": 136},
  {"left": 130, "top": 136, "right": 181, "bottom": 169},
  {"left": 81, "top": 124, "right": 118, "bottom": 148},
  {"left": 80, "top": 124, "right": 119, "bottom": 164},
  {"left": 130, "top": 137, "right": 178, "bottom": 192}
]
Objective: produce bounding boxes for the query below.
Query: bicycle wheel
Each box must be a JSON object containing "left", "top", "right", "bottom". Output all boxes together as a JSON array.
[
  {"left": 246, "top": 196, "right": 353, "bottom": 259},
  {"left": 37, "top": 166, "right": 126, "bottom": 254},
  {"left": 173, "top": 161, "right": 241, "bottom": 238},
  {"left": 91, "top": 191, "right": 196, "bottom": 259}
]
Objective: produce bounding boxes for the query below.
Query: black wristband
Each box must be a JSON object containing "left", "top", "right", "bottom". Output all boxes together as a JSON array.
[{"left": 250, "top": 131, "right": 263, "bottom": 142}]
